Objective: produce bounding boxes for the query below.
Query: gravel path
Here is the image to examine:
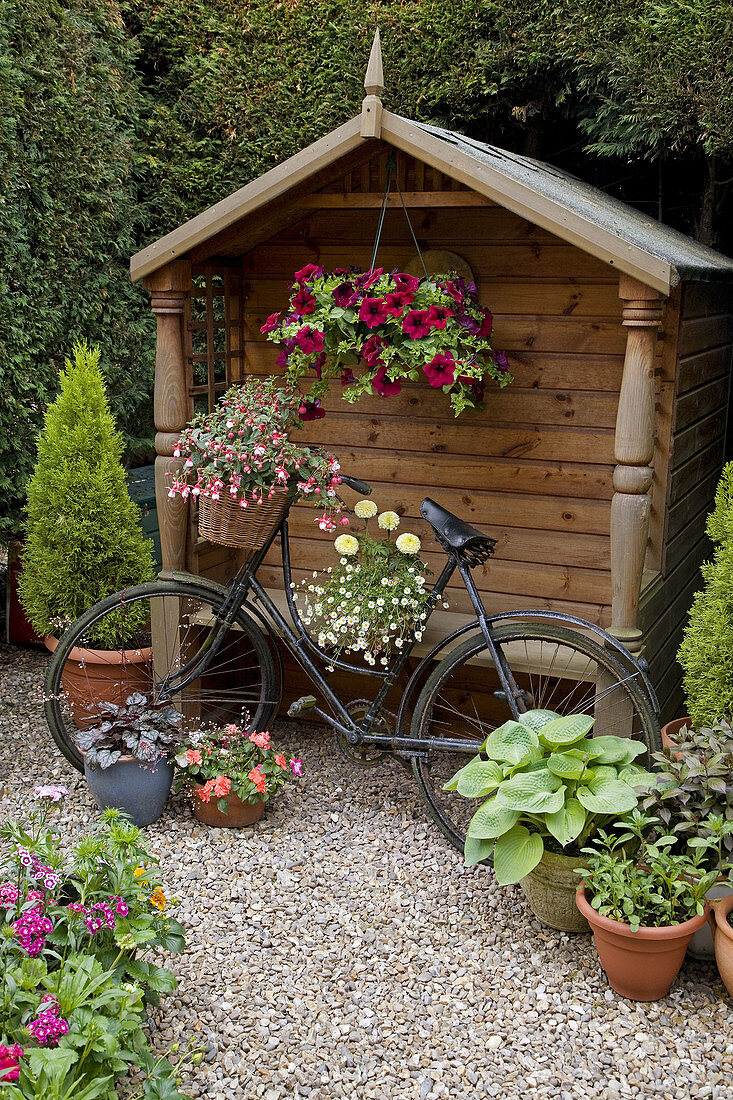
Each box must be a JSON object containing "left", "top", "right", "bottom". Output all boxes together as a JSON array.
[{"left": 1, "top": 643, "right": 731, "bottom": 1099}]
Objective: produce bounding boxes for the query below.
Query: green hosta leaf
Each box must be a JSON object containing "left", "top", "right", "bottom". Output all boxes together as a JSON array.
[
  {"left": 576, "top": 777, "right": 638, "bottom": 815},
  {"left": 443, "top": 755, "right": 481, "bottom": 791},
  {"left": 516, "top": 709, "right": 560, "bottom": 734},
  {"left": 539, "top": 713, "right": 594, "bottom": 747},
  {"left": 493, "top": 825, "right": 544, "bottom": 885},
  {"left": 584, "top": 765, "right": 618, "bottom": 784},
  {"left": 463, "top": 834, "right": 496, "bottom": 867},
  {"left": 482, "top": 721, "right": 539, "bottom": 764},
  {"left": 547, "top": 753, "right": 587, "bottom": 781},
  {"left": 566, "top": 739, "right": 608, "bottom": 759},
  {"left": 454, "top": 758, "right": 504, "bottom": 798},
  {"left": 467, "top": 798, "right": 520, "bottom": 839},
  {"left": 545, "top": 797, "right": 587, "bottom": 847},
  {"left": 498, "top": 771, "right": 566, "bottom": 812},
  {"left": 590, "top": 736, "right": 647, "bottom": 765},
  {"left": 617, "top": 764, "right": 658, "bottom": 789}
]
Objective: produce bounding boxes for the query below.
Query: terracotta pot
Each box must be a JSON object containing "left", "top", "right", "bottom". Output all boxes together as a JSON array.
[
  {"left": 688, "top": 882, "right": 733, "bottom": 959},
  {"left": 709, "top": 894, "right": 733, "bottom": 996},
  {"left": 84, "top": 755, "right": 173, "bottom": 827},
  {"left": 520, "top": 850, "right": 589, "bottom": 933},
  {"left": 661, "top": 716, "right": 691, "bottom": 754},
  {"left": 576, "top": 885, "right": 709, "bottom": 1000},
  {"left": 45, "top": 636, "right": 152, "bottom": 728},
  {"left": 192, "top": 789, "right": 265, "bottom": 828}
]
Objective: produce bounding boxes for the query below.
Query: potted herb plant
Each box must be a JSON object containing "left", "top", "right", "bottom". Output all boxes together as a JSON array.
[
  {"left": 261, "top": 265, "right": 512, "bottom": 419},
  {"left": 575, "top": 812, "right": 718, "bottom": 1000},
  {"left": 175, "top": 724, "right": 302, "bottom": 827},
  {"left": 19, "top": 342, "right": 155, "bottom": 723},
  {"left": 640, "top": 721, "right": 733, "bottom": 957},
  {"left": 293, "top": 500, "right": 432, "bottom": 667},
  {"left": 445, "top": 710, "right": 653, "bottom": 932},
  {"left": 168, "top": 375, "right": 343, "bottom": 551},
  {"left": 74, "top": 693, "right": 183, "bottom": 826}
]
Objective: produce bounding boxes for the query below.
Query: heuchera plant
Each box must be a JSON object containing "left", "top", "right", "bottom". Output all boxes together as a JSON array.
[
  {"left": 74, "top": 694, "right": 184, "bottom": 770},
  {"left": 167, "top": 376, "right": 343, "bottom": 527},
  {"left": 175, "top": 725, "right": 302, "bottom": 816},
  {"left": 444, "top": 710, "right": 655, "bottom": 884},
  {"left": 261, "top": 265, "right": 512, "bottom": 418}
]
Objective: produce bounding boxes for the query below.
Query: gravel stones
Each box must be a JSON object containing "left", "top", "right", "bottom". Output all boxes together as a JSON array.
[{"left": 1, "top": 643, "right": 731, "bottom": 1099}]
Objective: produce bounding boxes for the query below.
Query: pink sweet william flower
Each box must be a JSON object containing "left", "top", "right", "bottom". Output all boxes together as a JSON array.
[
  {"left": 0, "top": 1044, "right": 23, "bottom": 1082},
  {"left": 424, "top": 353, "right": 457, "bottom": 388},
  {"left": 34, "top": 784, "right": 68, "bottom": 802},
  {"left": 249, "top": 730, "right": 271, "bottom": 749},
  {"left": 290, "top": 759, "right": 304, "bottom": 776}
]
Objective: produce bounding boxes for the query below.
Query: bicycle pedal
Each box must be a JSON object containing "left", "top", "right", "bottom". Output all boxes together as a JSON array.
[{"left": 287, "top": 695, "right": 317, "bottom": 717}]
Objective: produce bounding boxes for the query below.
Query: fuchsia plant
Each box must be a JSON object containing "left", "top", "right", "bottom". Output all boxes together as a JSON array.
[{"left": 262, "top": 265, "right": 512, "bottom": 417}]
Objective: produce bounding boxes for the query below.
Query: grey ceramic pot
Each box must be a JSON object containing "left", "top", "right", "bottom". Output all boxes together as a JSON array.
[{"left": 84, "top": 756, "right": 174, "bottom": 827}]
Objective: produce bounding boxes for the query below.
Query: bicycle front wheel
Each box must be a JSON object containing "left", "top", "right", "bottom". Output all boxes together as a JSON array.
[
  {"left": 410, "top": 622, "right": 660, "bottom": 852},
  {"left": 45, "top": 579, "right": 282, "bottom": 771}
]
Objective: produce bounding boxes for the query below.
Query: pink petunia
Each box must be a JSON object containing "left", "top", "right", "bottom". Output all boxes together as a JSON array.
[
  {"left": 295, "top": 326, "right": 324, "bottom": 355},
  {"left": 260, "top": 312, "right": 281, "bottom": 334},
  {"left": 290, "top": 759, "right": 304, "bottom": 777},
  {"left": 383, "top": 290, "right": 413, "bottom": 318},
  {"left": 361, "top": 333, "right": 386, "bottom": 365},
  {"left": 293, "top": 263, "right": 324, "bottom": 284},
  {"left": 424, "top": 353, "right": 457, "bottom": 388},
  {"left": 393, "top": 272, "right": 420, "bottom": 294},
  {"left": 333, "top": 281, "right": 358, "bottom": 308},
  {"left": 372, "top": 367, "right": 402, "bottom": 397},
  {"left": 358, "top": 297, "right": 389, "bottom": 329},
  {"left": 292, "top": 287, "right": 317, "bottom": 316},
  {"left": 402, "top": 310, "right": 432, "bottom": 340},
  {"left": 426, "top": 304, "right": 454, "bottom": 330},
  {"left": 299, "top": 399, "right": 326, "bottom": 421}
]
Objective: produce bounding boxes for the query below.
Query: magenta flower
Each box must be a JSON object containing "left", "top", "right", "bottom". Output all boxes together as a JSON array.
[
  {"left": 424, "top": 353, "right": 457, "bottom": 388},
  {"left": 358, "top": 297, "right": 389, "bottom": 329},
  {"left": 0, "top": 1044, "right": 23, "bottom": 1083},
  {"left": 439, "top": 278, "right": 464, "bottom": 305},
  {"left": 295, "top": 326, "right": 325, "bottom": 355},
  {"left": 340, "top": 368, "right": 356, "bottom": 386},
  {"left": 361, "top": 334, "right": 386, "bottom": 365},
  {"left": 292, "top": 287, "right": 317, "bottom": 316},
  {"left": 355, "top": 268, "right": 383, "bottom": 291},
  {"left": 372, "top": 367, "right": 402, "bottom": 397},
  {"left": 260, "top": 312, "right": 281, "bottom": 334},
  {"left": 293, "top": 263, "right": 324, "bottom": 284},
  {"left": 34, "top": 784, "right": 68, "bottom": 802},
  {"left": 456, "top": 373, "right": 485, "bottom": 402},
  {"left": 290, "top": 759, "right": 304, "bottom": 776},
  {"left": 426, "top": 304, "right": 454, "bottom": 330},
  {"left": 402, "top": 310, "right": 432, "bottom": 340},
  {"left": 478, "top": 307, "right": 493, "bottom": 338},
  {"left": 383, "top": 290, "right": 413, "bottom": 318},
  {"left": 393, "top": 272, "right": 420, "bottom": 294},
  {"left": 333, "top": 281, "right": 358, "bottom": 309},
  {"left": 28, "top": 998, "right": 69, "bottom": 1047},
  {"left": 493, "top": 350, "right": 510, "bottom": 373},
  {"left": 298, "top": 399, "right": 326, "bottom": 422}
]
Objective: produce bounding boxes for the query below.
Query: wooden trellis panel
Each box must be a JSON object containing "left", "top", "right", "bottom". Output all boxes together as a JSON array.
[{"left": 185, "top": 264, "right": 246, "bottom": 415}]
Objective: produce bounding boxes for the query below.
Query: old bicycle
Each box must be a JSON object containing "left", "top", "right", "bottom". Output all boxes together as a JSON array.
[{"left": 45, "top": 475, "right": 660, "bottom": 850}]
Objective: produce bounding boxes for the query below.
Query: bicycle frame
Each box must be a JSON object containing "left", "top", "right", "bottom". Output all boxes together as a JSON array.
[{"left": 159, "top": 504, "right": 658, "bottom": 758}]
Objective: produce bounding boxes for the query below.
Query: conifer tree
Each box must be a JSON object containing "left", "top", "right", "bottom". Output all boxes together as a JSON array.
[
  {"left": 19, "top": 342, "right": 154, "bottom": 647},
  {"left": 677, "top": 462, "right": 733, "bottom": 726}
]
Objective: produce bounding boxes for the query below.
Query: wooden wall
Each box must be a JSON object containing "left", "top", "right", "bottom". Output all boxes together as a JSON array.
[{"left": 640, "top": 282, "right": 733, "bottom": 722}]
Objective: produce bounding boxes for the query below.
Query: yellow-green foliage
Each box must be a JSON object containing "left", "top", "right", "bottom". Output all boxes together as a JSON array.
[
  {"left": 677, "top": 462, "right": 733, "bottom": 727},
  {"left": 19, "top": 342, "right": 155, "bottom": 648}
]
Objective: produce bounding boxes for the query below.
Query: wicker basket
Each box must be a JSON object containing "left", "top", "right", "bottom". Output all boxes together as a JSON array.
[{"left": 198, "top": 486, "right": 291, "bottom": 551}]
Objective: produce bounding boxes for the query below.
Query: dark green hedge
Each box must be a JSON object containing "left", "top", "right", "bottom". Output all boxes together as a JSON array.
[{"left": 1, "top": 0, "right": 731, "bottom": 539}]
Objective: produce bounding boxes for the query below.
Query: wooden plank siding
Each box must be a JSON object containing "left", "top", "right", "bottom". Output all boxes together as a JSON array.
[{"left": 640, "top": 281, "right": 733, "bottom": 722}]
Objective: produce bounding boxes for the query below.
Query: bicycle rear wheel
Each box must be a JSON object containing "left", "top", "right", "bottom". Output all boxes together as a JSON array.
[
  {"left": 45, "top": 579, "right": 282, "bottom": 771},
  {"left": 410, "top": 622, "right": 660, "bottom": 852}
]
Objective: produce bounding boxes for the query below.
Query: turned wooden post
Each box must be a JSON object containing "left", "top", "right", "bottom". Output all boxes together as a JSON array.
[
  {"left": 610, "top": 275, "right": 665, "bottom": 652},
  {"left": 361, "top": 29, "right": 384, "bottom": 139},
  {"left": 144, "top": 260, "right": 191, "bottom": 574}
]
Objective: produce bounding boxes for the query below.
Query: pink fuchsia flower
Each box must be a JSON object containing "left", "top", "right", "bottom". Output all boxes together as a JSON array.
[
  {"left": 0, "top": 1044, "right": 23, "bottom": 1082},
  {"left": 402, "top": 310, "right": 432, "bottom": 340},
  {"left": 425, "top": 304, "right": 454, "bottom": 329},
  {"left": 185, "top": 749, "right": 203, "bottom": 766},
  {"left": 383, "top": 290, "right": 413, "bottom": 317},
  {"left": 298, "top": 399, "right": 325, "bottom": 421},
  {"left": 292, "top": 287, "right": 317, "bottom": 316},
  {"left": 33, "top": 785, "right": 68, "bottom": 802},
  {"left": 260, "top": 312, "right": 281, "bottom": 334},
  {"left": 290, "top": 759, "right": 304, "bottom": 777},
  {"left": 424, "top": 353, "right": 457, "bottom": 388},
  {"left": 249, "top": 730, "right": 271, "bottom": 749},
  {"left": 333, "top": 281, "right": 358, "bottom": 308},
  {"left": 372, "top": 367, "right": 402, "bottom": 397},
  {"left": 392, "top": 272, "right": 420, "bottom": 294},
  {"left": 358, "top": 298, "right": 389, "bottom": 329},
  {"left": 295, "top": 326, "right": 324, "bottom": 355},
  {"left": 213, "top": 776, "right": 232, "bottom": 798},
  {"left": 293, "top": 263, "right": 324, "bottom": 284}
]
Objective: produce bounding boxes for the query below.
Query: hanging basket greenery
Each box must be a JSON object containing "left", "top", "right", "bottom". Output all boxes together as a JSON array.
[{"left": 261, "top": 265, "right": 512, "bottom": 419}]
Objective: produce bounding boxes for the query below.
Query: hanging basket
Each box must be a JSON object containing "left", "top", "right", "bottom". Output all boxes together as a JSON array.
[{"left": 198, "top": 486, "right": 291, "bottom": 551}]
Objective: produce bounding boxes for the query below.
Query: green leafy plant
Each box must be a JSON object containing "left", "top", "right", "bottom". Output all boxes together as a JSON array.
[
  {"left": 445, "top": 710, "right": 654, "bottom": 884},
  {"left": 576, "top": 811, "right": 723, "bottom": 932},
  {"left": 74, "top": 695, "right": 184, "bottom": 771},
  {"left": 640, "top": 721, "right": 733, "bottom": 871},
  {"left": 18, "top": 342, "right": 155, "bottom": 648},
  {"left": 264, "top": 266, "right": 511, "bottom": 418},
  {"left": 677, "top": 462, "right": 733, "bottom": 727}
]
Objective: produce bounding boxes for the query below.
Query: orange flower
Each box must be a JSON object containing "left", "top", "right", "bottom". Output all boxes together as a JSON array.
[
  {"left": 214, "top": 775, "right": 231, "bottom": 798},
  {"left": 249, "top": 730, "right": 271, "bottom": 749},
  {"left": 197, "top": 780, "right": 215, "bottom": 803},
  {"left": 185, "top": 749, "right": 202, "bottom": 765},
  {"left": 248, "top": 766, "right": 267, "bottom": 794},
  {"left": 150, "top": 887, "right": 166, "bottom": 911},
  {"left": 274, "top": 753, "right": 287, "bottom": 769}
]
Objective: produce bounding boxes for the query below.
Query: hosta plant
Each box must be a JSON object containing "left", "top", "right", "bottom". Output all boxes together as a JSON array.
[
  {"left": 444, "top": 710, "right": 654, "bottom": 884},
  {"left": 74, "top": 694, "right": 184, "bottom": 770}
]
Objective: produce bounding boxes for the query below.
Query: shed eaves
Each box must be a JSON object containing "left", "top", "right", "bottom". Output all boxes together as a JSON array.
[{"left": 415, "top": 121, "right": 733, "bottom": 284}]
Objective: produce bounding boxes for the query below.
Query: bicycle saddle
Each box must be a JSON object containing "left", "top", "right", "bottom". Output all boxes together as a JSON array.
[{"left": 420, "top": 498, "right": 497, "bottom": 565}]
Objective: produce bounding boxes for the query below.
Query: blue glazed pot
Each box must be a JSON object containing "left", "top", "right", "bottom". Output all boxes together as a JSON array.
[{"left": 84, "top": 756, "right": 174, "bottom": 827}]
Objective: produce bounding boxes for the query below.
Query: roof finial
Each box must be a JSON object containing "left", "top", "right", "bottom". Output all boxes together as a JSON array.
[
  {"left": 364, "top": 28, "right": 384, "bottom": 96},
  {"left": 361, "top": 29, "right": 384, "bottom": 138}
]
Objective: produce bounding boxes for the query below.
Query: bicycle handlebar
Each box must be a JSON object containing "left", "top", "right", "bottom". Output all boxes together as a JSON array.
[{"left": 339, "top": 475, "right": 372, "bottom": 496}]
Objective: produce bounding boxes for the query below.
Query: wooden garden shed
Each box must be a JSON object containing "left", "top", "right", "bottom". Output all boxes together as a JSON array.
[{"left": 130, "top": 36, "right": 733, "bottom": 722}]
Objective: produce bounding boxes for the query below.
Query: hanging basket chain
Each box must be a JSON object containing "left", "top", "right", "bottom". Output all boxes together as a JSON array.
[{"left": 369, "top": 148, "right": 429, "bottom": 280}]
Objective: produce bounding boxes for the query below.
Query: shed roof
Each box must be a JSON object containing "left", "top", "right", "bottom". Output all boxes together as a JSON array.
[{"left": 130, "top": 110, "right": 733, "bottom": 295}]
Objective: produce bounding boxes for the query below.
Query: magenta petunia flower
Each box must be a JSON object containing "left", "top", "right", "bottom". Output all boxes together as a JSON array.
[
  {"left": 424, "top": 353, "right": 457, "bottom": 388},
  {"left": 340, "top": 368, "right": 357, "bottom": 386},
  {"left": 440, "top": 278, "right": 464, "bottom": 305},
  {"left": 478, "top": 307, "right": 493, "bottom": 338},
  {"left": 355, "top": 268, "right": 383, "bottom": 291},
  {"left": 312, "top": 353, "right": 326, "bottom": 380},
  {"left": 393, "top": 272, "right": 420, "bottom": 294},
  {"left": 457, "top": 372, "right": 485, "bottom": 402},
  {"left": 426, "top": 304, "right": 454, "bottom": 330},
  {"left": 298, "top": 399, "right": 326, "bottom": 422},
  {"left": 493, "top": 350, "right": 510, "bottom": 372},
  {"left": 333, "top": 281, "right": 358, "bottom": 309},
  {"left": 383, "top": 290, "right": 413, "bottom": 318},
  {"left": 402, "top": 310, "right": 432, "bottom": 340},
  {"left": 295, "top": 326, "right": 325, "bottom": 355},
  {"left": 260, "top": 312, "right": 281, "bottom": 334},
  {"left": 361, "top": 334, "right": 386, "bottom": 365},
  {"left": 292, "top": 287, "right": 317, "bottom": 316},
  {"left": 358, "top": 297, "right": 389, "bottom": 329},
  {"left": 372, "top": 367, "right": 402, "bottom": 397},
  {"left": 293, "top": 263, "right": 324, "bottom": 284}
]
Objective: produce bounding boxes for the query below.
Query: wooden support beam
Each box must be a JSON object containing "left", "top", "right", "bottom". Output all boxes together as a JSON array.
[
  {"left": 610, "top": 275, "right": 665, "bottom": 652},
  {"left": 145, "top": 259, "right": 191, "bottom": 573},
  {"left": 294, "top": 191, "right": 489, "bottom": 208}
]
